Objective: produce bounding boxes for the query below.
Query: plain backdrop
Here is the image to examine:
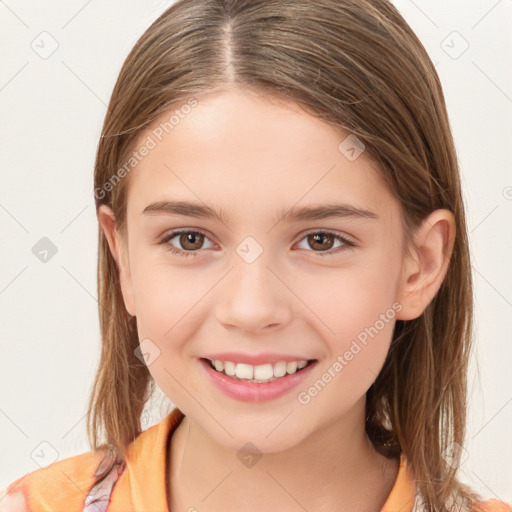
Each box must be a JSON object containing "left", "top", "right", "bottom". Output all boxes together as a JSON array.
[{"left": 1, "top": 0, "right": 511, "bottom": 503}]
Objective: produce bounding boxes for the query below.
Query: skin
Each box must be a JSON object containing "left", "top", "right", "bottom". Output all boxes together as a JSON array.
[{"left": 98, "top": 86, "right": 455, "bottom": 512}]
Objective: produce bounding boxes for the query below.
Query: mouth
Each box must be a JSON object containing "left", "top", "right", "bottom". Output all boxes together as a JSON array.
[{"left": 200, "top": 357, "right": 317, "bottom": 384}]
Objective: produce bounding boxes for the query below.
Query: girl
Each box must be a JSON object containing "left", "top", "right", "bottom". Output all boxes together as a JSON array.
[{"left": 2, "top": 0, "right": 510, "bottom": 511}]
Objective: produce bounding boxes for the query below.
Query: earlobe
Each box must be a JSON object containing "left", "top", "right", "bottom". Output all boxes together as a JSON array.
[
  {"left": 97, "top": 205, "right": 136, "bottom": 317},
  {"left": 395, "top": 209, "right": 456, "bottom": 321}
]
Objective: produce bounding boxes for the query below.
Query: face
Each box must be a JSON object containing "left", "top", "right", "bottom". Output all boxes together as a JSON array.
[{"left": 102, "top": 87, "right": 410, "bottom": 453}]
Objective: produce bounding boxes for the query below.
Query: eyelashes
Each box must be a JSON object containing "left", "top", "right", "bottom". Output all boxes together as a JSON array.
[
  {"left": 295, "top": 231, "right": 356, "bottom": 255},
  {"left": 158, "top": 228, "right": 357, "bottom": 258},
  {"left": 160, "top": 230, "right": 214, "bottom": 258}
]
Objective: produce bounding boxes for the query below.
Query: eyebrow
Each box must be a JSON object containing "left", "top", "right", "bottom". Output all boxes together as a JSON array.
[
  {"left": 142, "top": 201, "right": 232, "bottom": 224},
  {"left": 141, "top": 200, "right": 378, "bottom": 224},
  {"left": 275, "top": 203, "right": 378, "bottom": 223}
]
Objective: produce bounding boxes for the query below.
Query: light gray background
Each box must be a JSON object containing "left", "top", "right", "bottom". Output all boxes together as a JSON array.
[{"left": 1, "top": 0, "right": 511, "bottom": 503}]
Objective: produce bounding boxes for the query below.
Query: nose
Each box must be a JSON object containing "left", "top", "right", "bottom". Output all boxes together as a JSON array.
[{"left": 214, "top": 254, "right": 293, "bottom": 333}]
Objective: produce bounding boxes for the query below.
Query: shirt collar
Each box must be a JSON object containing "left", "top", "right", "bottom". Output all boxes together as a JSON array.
[{"left": 126, "top": 408, "right": 416, "bottom": 512}]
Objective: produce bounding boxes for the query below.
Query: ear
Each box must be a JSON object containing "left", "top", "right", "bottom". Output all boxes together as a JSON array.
[
  {"left": 97, "top": 205, "right": 136, "bottom": 317},
  {"left": 395, "top": 209, "right": 456, "bottom": 321}
]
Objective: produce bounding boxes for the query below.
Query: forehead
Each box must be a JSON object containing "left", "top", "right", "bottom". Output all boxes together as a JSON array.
[{"left": 125, "top": 88, "right": 400, "bottom": 226}]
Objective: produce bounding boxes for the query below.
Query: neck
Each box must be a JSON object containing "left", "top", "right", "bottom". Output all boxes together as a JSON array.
[{"left": 167, "top": 399, "right": 399, "bottom": 512}]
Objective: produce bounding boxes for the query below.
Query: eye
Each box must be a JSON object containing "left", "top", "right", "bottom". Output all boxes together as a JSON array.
[
  {"left": 159, "top": 229, "right": 214, "bottom": 257},
  {"left": 295, "top": 230, "right": 356, "bottom": 256},
  {"left": 158, "top": 229, "right": 357, "bottom": 258}
]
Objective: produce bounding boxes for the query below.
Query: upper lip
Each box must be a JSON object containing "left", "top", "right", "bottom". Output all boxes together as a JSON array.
[{"left": 202, "top": 352, "right": 315, "bottom": 366}]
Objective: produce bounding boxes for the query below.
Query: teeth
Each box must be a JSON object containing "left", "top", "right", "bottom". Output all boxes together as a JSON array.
[
  {"left": 209, "top": 358, "right": 311, "bottom": 382},
  {"left": 235, "top": 363, "right": 253, "bottom": 380},
  {"left": 273, "top": 362, "right": 287, "bottom": 378},
  {"left": 224, "top": 361, "right": 236, "bottom": 376},
  {"left": 286, "top": 361, "right": 298, "bottom": 374},
  {"left": 254, "top": 364, "right": 273, "bottom": 380}
]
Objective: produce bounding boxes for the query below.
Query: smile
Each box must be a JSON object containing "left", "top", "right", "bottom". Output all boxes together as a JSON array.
[{"left": 204, "top": 358, "right": 315, "bottom": 384}]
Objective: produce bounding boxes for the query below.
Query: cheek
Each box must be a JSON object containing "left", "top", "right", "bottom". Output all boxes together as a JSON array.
[
  {"left": 129, "top": 261, "right": 208, "bottom": 404},
  {"left": 296, "top": 277, "right": 398, "bottom": 414},
  {"left": 296, "top": 257, "right": 400, "bottom": 339},
  {"left": 295, "top": 255, "right": 400, "bottom": 390},
  {"left": 130, "top": 244, "right": 203, "bottom": 322},
  {"left": 129, "top": 251, "right": 209, "bottom": 361}
]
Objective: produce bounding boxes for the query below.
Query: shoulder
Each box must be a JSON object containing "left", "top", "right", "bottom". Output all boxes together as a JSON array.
[
  {"left": 1, "top": 450, "right": 107, "bottom": 512},
  {"left": 0, "top": 488, "right": 27, "bottom": 512},
  {"left": 472, "top": 498, "right": 512, "bottom": 512}
]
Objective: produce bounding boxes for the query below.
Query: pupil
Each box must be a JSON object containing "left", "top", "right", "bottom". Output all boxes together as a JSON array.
[
  {"left": 311, "top": 233, "right": 332, "bottom": 250},
  {"left": 183, "top": 232, "right": 201, "bottom": 249}
]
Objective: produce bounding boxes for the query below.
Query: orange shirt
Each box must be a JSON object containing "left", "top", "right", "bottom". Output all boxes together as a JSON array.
[{"left": 1, "top": 408, "right": 510, "bottom": 512}]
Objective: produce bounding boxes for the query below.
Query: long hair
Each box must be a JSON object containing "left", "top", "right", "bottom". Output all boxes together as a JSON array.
[{"left": 88, "top": 1, "right": 480, "bottom": 509}]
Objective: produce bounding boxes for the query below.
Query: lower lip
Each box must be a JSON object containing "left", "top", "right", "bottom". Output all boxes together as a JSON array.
[{"left": 199, "top": 358, "right": 317, "bottom": 403}]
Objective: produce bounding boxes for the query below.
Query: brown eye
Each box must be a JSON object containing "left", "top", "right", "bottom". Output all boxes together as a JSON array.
[
  {"left": 296, "top": 230, "right": 356, "bottom": 256},
  {"left": 178, "top": 232, "right": 205, "bottom": 251},
  {"left": 159, "top": 230, "right": 214, "bottom": 257},
  {"left": 307, "top": 233, "right": 335, "bottom": 251}
]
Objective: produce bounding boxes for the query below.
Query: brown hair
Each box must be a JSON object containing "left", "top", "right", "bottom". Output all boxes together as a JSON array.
[{"left": 88, "top": 0, "right": 485, "bottom": 509}]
